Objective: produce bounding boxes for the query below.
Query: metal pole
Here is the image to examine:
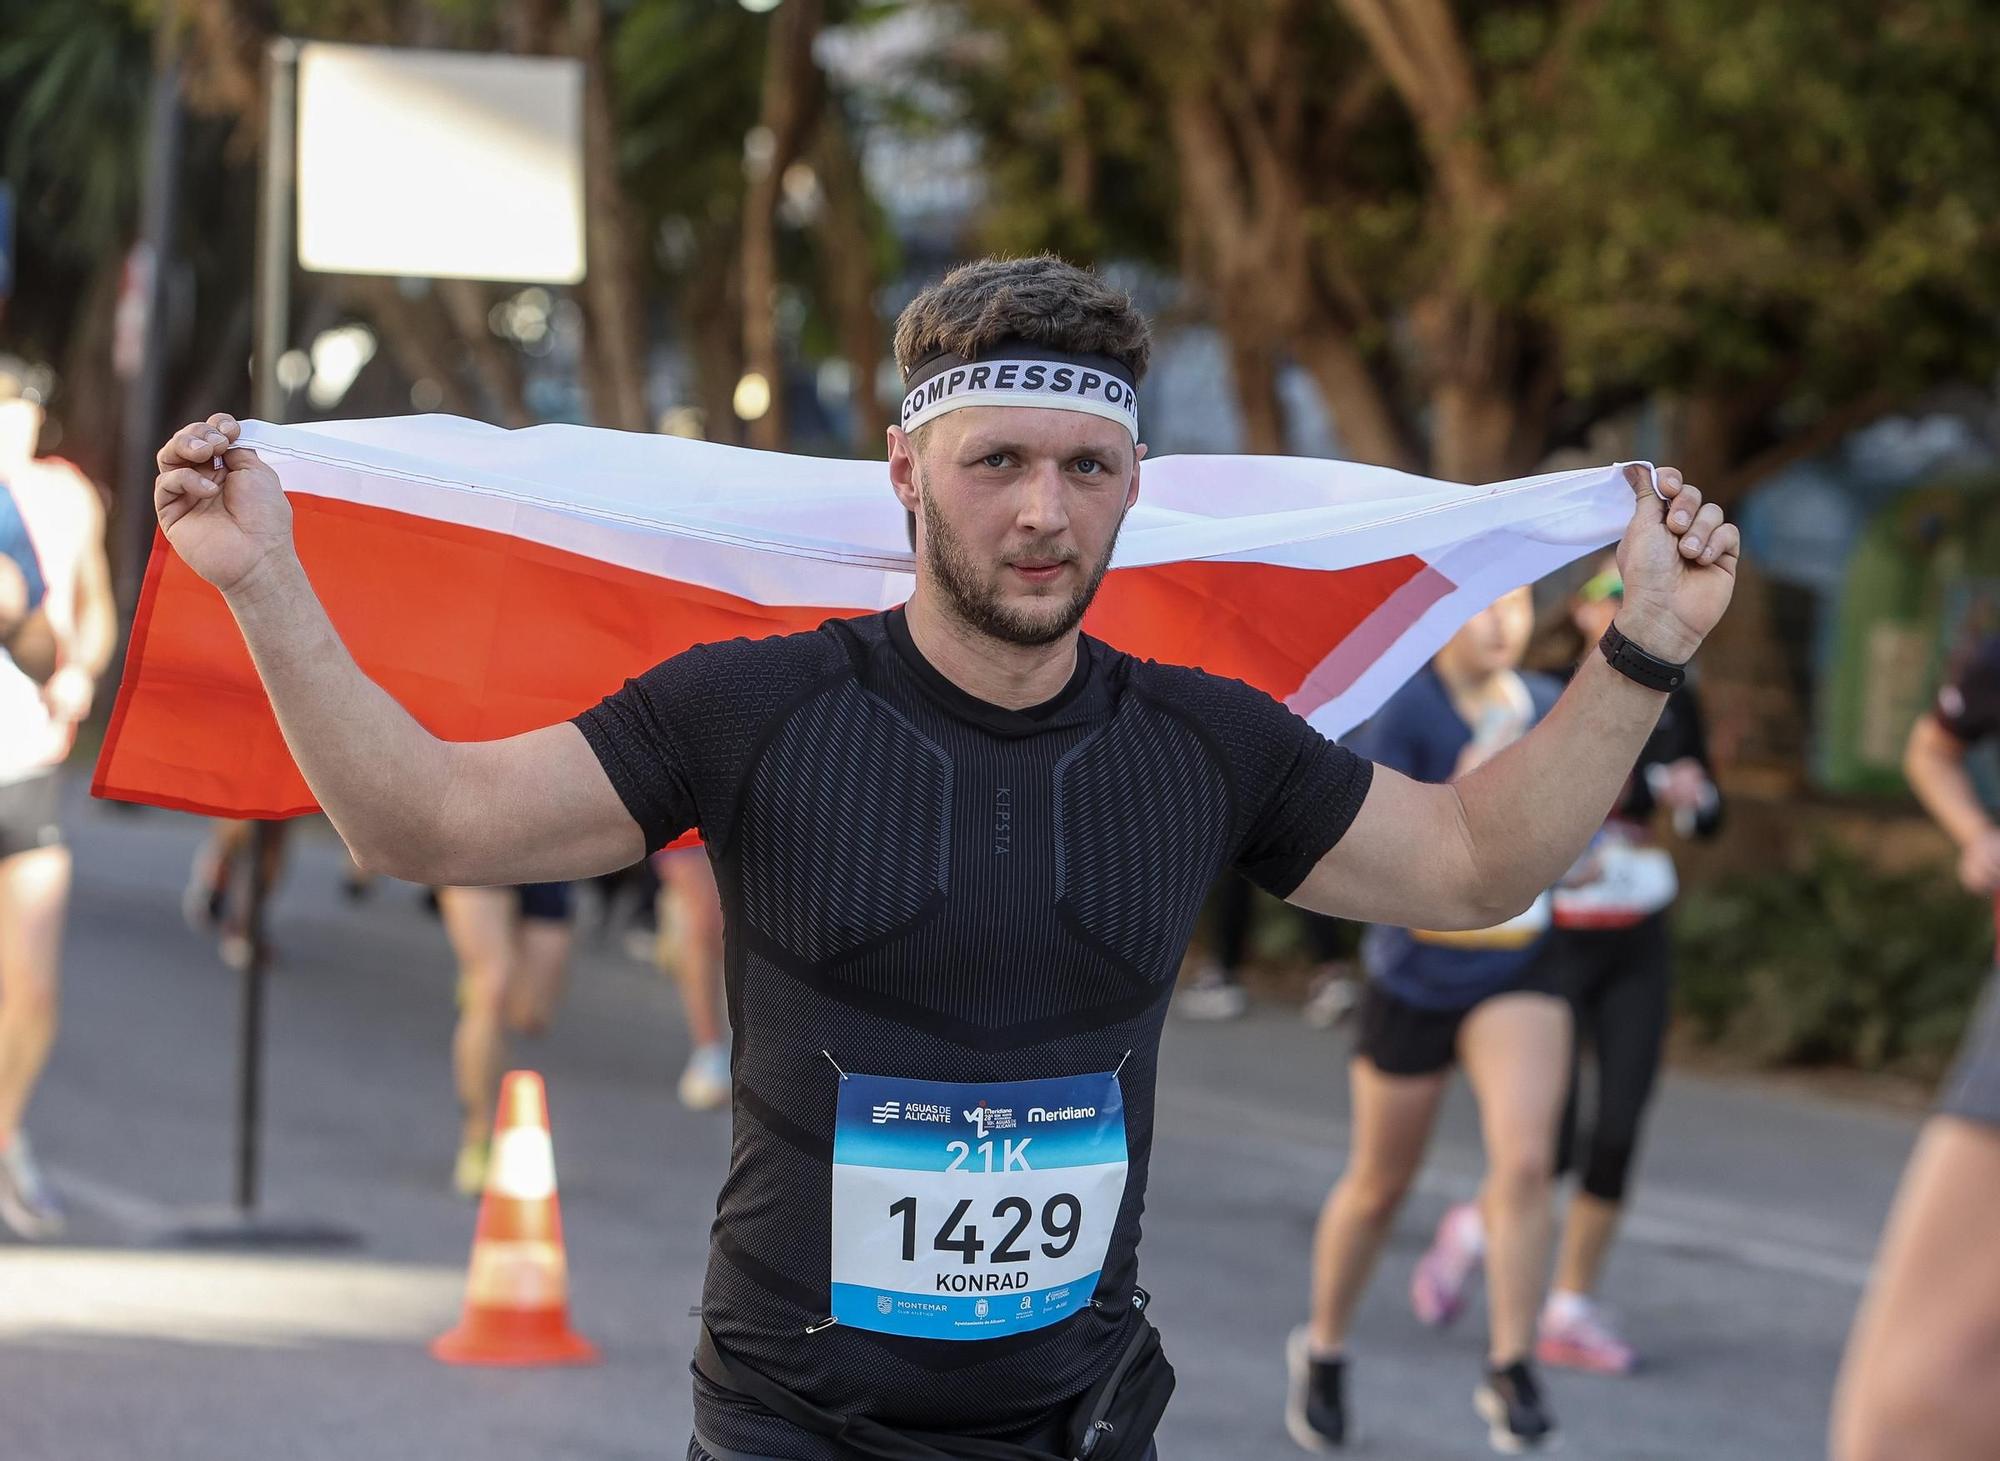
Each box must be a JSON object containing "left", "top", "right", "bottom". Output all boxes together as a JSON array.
[
  {"left": 114, "top": 0, "right": 183, "bottom": 615},
  {"left": 235, "top": 37, "right": 298, "bottom": 1216},
  {"left": 253, "top": 39, "right": 298, "bottom": 424}
]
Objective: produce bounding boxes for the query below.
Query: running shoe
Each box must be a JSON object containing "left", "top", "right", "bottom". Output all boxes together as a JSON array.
[
  {"left": 1175, "top": 965, "right": 1249, "bottom": 1021},
  {"left": 452, "top": 1139, "right": 490, "bottom": 1199},
  {"left": 0, "top": 1132, "right": 65, "bottom": 1239},
  {"left": 1411, "top": 1201, "right": 1485, "bottom": 1327},
  {"left": 182, "top": 846, "right": 227, "bottom": 932},
  {"left": 1474, "top": 1359, "right": 1558, "bottom": 1454},
  {"left": 1285, "top": 1326, "right": 1349, "bottom": 1450},
  {"left": 678, "top": 1044, "right": 731, "bottom": 1111},
  {"left": 1301, "top": 964, "right": 1359, "bottom": 1029},
  {"left": 1537, "top": 1291, "right": 1636, "bottom": 1376}
]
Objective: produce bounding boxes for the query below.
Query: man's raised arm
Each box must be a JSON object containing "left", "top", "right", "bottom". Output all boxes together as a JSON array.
[
  {"left": 154, "top": 415, "right": 645, "bottom": 886},
  {"left": 1290, "top": 464, "right": 1741, "bottom": 930}
]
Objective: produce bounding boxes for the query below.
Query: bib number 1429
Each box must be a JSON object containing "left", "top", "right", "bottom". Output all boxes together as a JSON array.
[{"left": 889, "top": 1192, "right": 1082, "bottom": 1264}]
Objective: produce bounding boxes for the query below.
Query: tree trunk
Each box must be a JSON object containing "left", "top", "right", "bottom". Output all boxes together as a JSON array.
[
  {"left": 740, "top": 0, "right": 825, "bottom": 451},
  {"left": 1225, "top": 339, "right": 1287, "bottom": 456},
  {"left": 813, "top": 106, "right": 888, "bottom": 456},
  {"left": 1292, "top": 330, "right": 1419, "bottom": 472},
  {"left": 686, "top": 240, "right": 746, "bottom": 445},
  {"left": 436, "top": 280, "right": 532, "bottom": 427},
  {"left": 341, "top": 276, "right": 480, "bottom": 419},
  {"left": 57, "top": 257, "right": 128, "bottom": 488},
  {"left": 572, "top": 0, "right": 652, "bottom": 432}
]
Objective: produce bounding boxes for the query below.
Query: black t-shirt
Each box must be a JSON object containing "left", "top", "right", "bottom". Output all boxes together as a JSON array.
[
  {"left": 574, "top": 607, "right": 1371, "bottom": 1456},
  {"left": 1935, "top": 634, "right": 2000, "bottom": 747}
]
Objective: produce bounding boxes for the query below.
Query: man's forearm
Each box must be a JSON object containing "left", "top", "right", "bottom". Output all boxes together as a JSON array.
[
  {"left": 1454, "top": 648, "right": 1669, "bottom": 919},
  {"left": 224, "top": 552, "right": 455, "bottom": 870}
]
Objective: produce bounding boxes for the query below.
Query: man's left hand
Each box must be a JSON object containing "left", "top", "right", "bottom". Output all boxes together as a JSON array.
[{"left": 1613, "top": 464, "right": 1742, "bottom": 664}]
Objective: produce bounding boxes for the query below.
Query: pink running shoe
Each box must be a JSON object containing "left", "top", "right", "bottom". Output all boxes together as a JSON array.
[
  {"left": 1537, "top": 1292, "right": 1637, "bottom": 1376},
  {"left": 1410, "top": 1202, "right": 1484, "bottom": 1328}
]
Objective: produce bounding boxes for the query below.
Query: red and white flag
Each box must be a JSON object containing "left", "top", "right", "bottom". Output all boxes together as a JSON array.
[{"left": 93, "top": 415, "right": 1634, "bottom": 820}]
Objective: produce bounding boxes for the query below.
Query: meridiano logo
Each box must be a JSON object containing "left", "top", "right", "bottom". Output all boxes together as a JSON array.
[{"left": 1026, "top": 1104, "right": 1097, "bottom": 1122}]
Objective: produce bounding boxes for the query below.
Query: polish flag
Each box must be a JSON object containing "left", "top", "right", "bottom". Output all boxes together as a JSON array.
[{"left": 93, "top": 415, "right": 1632, "bottom": 820}]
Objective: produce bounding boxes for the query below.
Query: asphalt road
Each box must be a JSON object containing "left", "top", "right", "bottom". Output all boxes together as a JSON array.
[{"left": 0, "top": 780, "right": 1919, "bottom": 1460}]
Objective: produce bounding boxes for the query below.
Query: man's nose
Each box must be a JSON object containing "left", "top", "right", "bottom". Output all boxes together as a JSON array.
[{"left": 1015, "top": 460, "right": 1070, "bottom": 535}]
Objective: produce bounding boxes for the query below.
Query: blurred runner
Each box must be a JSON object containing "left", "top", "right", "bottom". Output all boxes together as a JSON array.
[
  {"left": 1290, "top": 589, "right": 1570, "bottom": 1454},
  {"left": 655, "top": 847, "right": 730, "bottom": 1110},
  {"left": 1834, "top": 629, "right": 2000, "bottom": 1461},
  {"left": 182, "top": 818, "right": 291, "bottom": 970},
  {"left": 152, "top": 254, "right": 1739, "bottom": 1460},
  {"left": 440, "top": 882, "right": 575, "bottom": 1195},
  {"left": 1176, "top": 875, "right": 1356, "bottom": 1025},
  {"left": 0, "top": 364, "right": 116, "bottom": 1240},
  {"left": 1538, "top": 560, "right": 1722, "bottom": 1374},
  {"left": 1413, "top": 559, "right": 1727, "bottom": 1378},
  {"left": 0, "top": 481, "right": 54, "bottom": 682}
]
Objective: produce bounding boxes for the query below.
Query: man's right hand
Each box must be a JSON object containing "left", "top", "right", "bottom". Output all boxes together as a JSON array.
[{"left": 153, "top": 414, "right": 295, "bottom": 596}]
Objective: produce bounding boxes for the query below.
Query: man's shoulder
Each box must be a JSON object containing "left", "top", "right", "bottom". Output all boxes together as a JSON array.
[
  {"left": 1117, "top": 650, "right": 1292, "bottom": 719},
  {"left": 667, "top": 613, "right": 864, "bottom": 678}
]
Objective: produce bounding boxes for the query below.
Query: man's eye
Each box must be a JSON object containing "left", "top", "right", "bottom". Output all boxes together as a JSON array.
[
  {"left": 982, "top": 453, "right": 1010, "bottom": 469},
  {"left": 1073, "top": 458, "right": 1102, "bottom": 476}
]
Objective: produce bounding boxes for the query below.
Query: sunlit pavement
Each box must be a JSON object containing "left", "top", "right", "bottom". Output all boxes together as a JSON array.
[{"left": 3, "top": 777, "right": 1917, "bottom": 1460}]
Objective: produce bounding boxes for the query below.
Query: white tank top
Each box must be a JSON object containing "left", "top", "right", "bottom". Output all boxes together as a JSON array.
[{"left": 0, "top": 458, "right": 99, "bottom": 782}]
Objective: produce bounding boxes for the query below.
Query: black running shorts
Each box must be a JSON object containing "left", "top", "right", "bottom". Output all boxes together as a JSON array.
[
  {"left": 1355, "top": 960, "right": 1563, "bottom": 1077},
  {"left": 1940, "top": 966, "right": 2000, "bottom": 1127},
  {"left": 0, "top": 772, "right": 61, "bottom": 861}
]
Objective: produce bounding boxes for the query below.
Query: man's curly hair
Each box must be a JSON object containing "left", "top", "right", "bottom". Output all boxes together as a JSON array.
[{"left": 892, "top": 255, "right": 1152, "bottom": 383}]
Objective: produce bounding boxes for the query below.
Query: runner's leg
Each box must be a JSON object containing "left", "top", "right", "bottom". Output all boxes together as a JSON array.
[
  {"left": 440, "top": 886, "right": 516, "bottom": 1170},
  {"left": 1834, "top": 1115, "right": 2000, "bottom": 1460},
  {"left": 0, "top": 842, "right": 68, "bottom": 1141},
  {"left": 1458, "top": 990, "right": 1570, "bottom": 1366},
  {"left": 1309, "top": 1054, "right": 1451, "bottom": 1352},
  {"left": 659, "top": 851, "right": 729, "bottom": 1108},
  {"left": 505, "top": 884, "right": 574, "bottom": 1036},
  {"left": 660, "top": 852, "right": 725, "bottom": 1049},
  {"left": 1555, "top": 918, "right": 1670, "bottom": 1297},
  {"left": 1180, "top": 874, "right": 1254, "bottom": 1019}
]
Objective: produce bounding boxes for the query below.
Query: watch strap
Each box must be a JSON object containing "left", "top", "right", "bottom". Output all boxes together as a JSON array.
[{"left": 1599, "top": 621, "right": 1687, "bottom": 692}]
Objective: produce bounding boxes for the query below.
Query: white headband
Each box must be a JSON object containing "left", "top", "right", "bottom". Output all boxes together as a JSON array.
[{"left": 899, "top": 355, "right": 1140, "bottom": 439}]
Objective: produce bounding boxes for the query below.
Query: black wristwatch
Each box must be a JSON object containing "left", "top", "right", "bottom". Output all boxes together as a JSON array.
[{"left": 1599, "top": 621, "right": 1687, "bottom": 692}]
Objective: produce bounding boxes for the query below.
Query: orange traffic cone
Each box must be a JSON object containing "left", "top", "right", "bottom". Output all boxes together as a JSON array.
[{"left": 432, "top": 1070, "right": 599, "bottom": 1366}]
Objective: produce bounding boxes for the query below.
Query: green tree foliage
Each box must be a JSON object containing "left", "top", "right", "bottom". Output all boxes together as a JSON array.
[{"left": 938, "top": 0, "right": 2000, "bottom": 489}]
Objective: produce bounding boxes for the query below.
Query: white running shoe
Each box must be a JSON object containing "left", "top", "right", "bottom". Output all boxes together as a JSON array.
[
  {"left": 0, "top": 1132, "right": 65, "bottom": 1239},
  {"left": 678, "top": 1044, "right": 731, "bottom": 1111},
  {"left": 1176, "top": 966, "right": 1249, "bottom": 1021}
]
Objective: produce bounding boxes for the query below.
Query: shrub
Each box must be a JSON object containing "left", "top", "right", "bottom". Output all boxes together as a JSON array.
[{"left": 1674, "top": 843, "right": 1994, "bottom": 1076}]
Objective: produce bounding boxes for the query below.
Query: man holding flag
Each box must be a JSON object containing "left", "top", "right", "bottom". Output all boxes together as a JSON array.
[{"left": 150, "top": 255, "right": 1738, "bottom": 1459}]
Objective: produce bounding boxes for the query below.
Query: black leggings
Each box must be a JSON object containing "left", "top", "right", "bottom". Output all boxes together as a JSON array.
[{"left": 1551, "top": 915, "right": 1673, "bottom": 1203}]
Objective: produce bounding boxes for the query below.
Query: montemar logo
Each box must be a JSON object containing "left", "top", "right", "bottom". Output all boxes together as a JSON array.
[{"left": 1027, "top": 1104, "right": 1097, "bottom": 1123}]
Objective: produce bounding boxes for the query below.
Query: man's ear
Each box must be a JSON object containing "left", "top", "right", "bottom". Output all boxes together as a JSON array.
[
  {"left": 1126, "top": 440, "right": 1147, "bottom": 511},
  {"left": 887, "top": 425, "right": 921, "bottom": 514}
]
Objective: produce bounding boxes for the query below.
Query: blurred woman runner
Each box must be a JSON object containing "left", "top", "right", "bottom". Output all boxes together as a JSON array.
[
  {"left": 1289, "top": 588, "right": 1570, "bottom": 1454},
  {"left": 1405, "top": 557, "right": 1723, "bottom": 1377},
  {"left": 440, "top": 882, "right": 575, "bottom": 1195},
  {"left": 0, "top": 370, "right": 117, "bottom": 1240}
]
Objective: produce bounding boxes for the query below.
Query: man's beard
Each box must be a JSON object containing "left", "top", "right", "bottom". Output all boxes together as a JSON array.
[{"left": 918, "top": 472, "right": 1121, "bottom": 648}]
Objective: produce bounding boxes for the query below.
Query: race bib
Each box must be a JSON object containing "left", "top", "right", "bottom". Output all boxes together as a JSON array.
[
  {"left": 830, "top": 1070, "right": 1128, "bottom": 1340},
  {"left": 1553, "top": 840, "right": 1679, "bottom": 929}
]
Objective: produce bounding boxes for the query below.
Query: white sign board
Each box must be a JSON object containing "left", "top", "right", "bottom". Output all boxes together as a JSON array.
[{"left": 296, "top": 43, "right": 586, "bottom": 285}]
